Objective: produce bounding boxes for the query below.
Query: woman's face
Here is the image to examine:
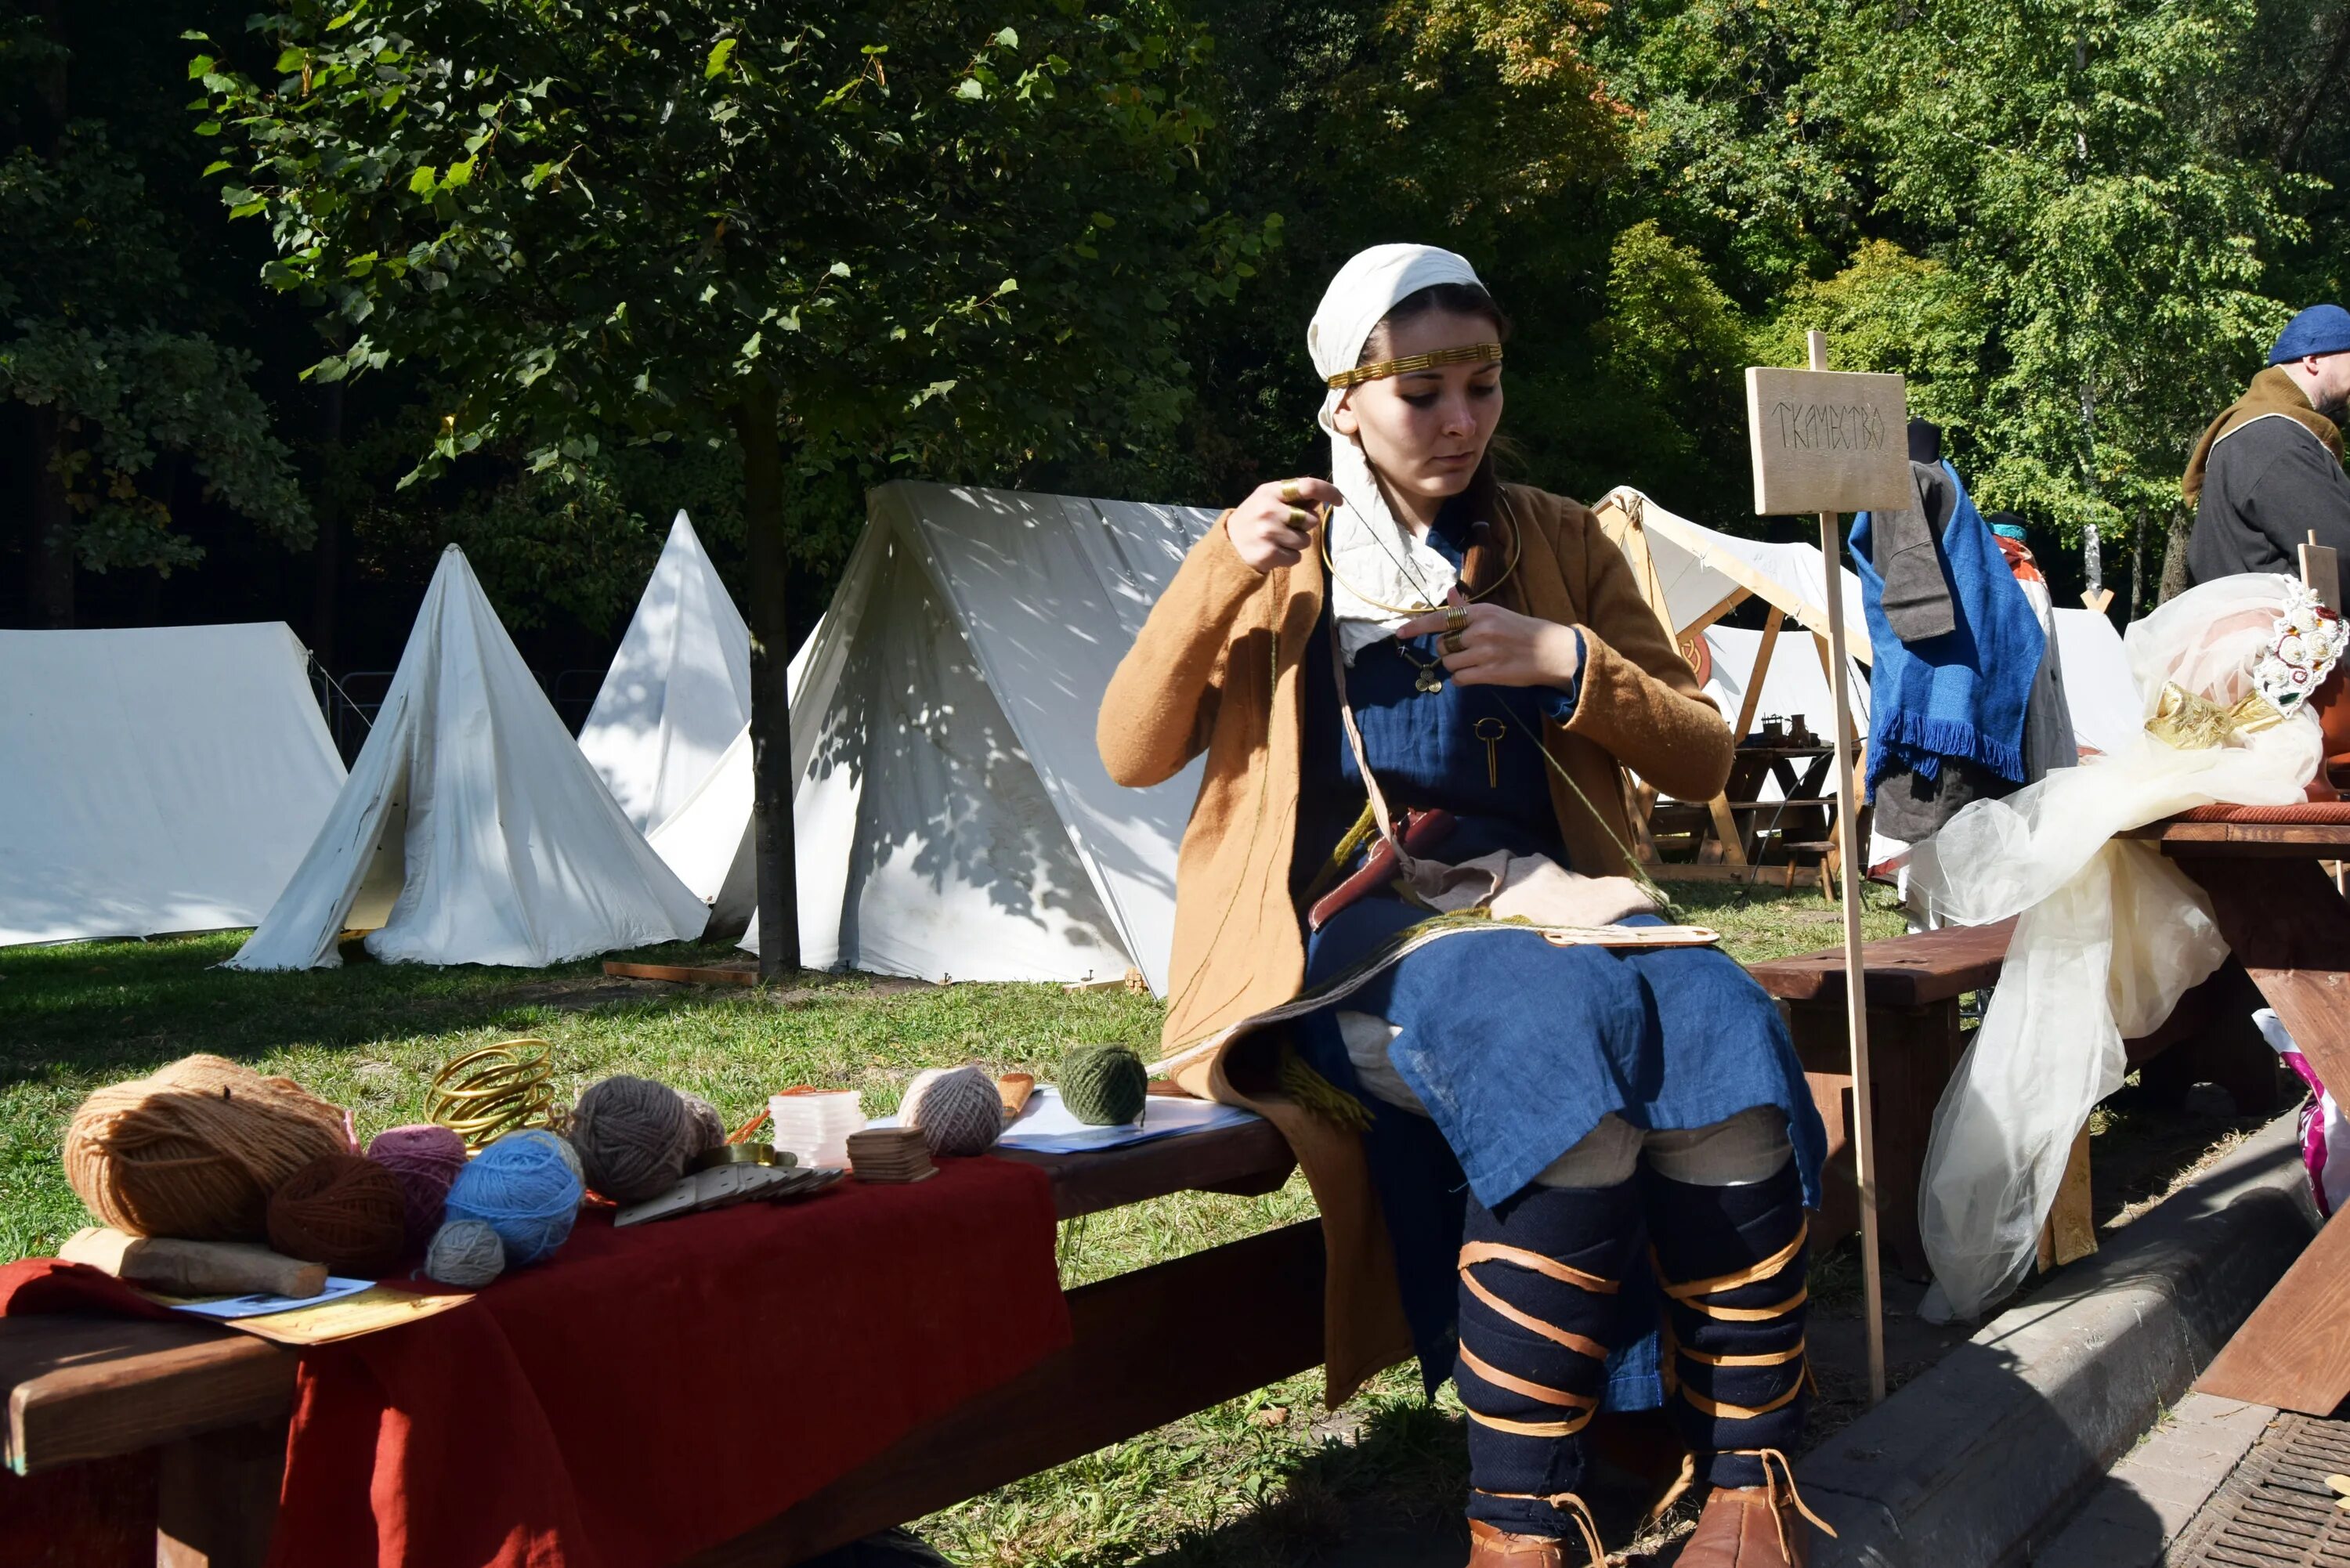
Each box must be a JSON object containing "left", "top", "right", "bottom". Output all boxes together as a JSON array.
[{"left": 1332, "top": 306, "right": 1504, "bottom": 513}]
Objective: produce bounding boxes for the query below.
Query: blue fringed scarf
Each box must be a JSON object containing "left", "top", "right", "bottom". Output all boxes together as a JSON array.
[{"left": 1850, "top": 461, "right": 2044, "bottom": 791}]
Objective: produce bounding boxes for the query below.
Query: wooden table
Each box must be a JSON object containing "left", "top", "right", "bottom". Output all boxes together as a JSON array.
[
  {"left": 2120, "top": 812, "right": 2350, "bottom": 1416},
  {"left": 2, "top": 1120, "right": 1307, "bottom": 1568}
]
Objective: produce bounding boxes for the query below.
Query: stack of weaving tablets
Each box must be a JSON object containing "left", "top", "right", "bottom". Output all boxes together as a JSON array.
[{"left": 844, "top": 1128, "right": 935, "bottom": 1184}]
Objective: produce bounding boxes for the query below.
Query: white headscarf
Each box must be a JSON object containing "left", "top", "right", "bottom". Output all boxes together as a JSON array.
[{"left": 1307, "top": 244, "right": 1490, "bottom": 662}]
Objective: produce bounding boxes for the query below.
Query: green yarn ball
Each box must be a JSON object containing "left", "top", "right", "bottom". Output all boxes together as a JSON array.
[{"left": 1061, "top": 1045, "right": 1148, "bottom": 1127}]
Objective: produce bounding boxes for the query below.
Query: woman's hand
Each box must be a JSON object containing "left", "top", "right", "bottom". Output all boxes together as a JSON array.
[
  {"left": 1225, "top": 479, "right": 1345, "bottom": 574},
  {"left": 1396, "top": 590, "right": 1583, "bottom": 690}
]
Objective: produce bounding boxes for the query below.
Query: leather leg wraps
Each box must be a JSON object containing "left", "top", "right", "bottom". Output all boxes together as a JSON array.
[
  {"left": 1642, "top": 1162, "right": 1812, "bottom": 1490},
  {"left": 1457, "top": 1177, "right": 1644, "bottom": 1541}
]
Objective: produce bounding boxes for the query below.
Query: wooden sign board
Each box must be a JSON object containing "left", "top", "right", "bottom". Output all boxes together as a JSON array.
[
  {"left": 1745, "top": 367, "right": 1913, "bottom": 515},
  {"left": 2301, "top": 530, "right": 2341, "bottom": 613}
]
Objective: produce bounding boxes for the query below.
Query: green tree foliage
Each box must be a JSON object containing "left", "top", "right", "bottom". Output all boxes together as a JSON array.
[
  {"left": 1165, "top": 0, "right": 1629, "bottom": 501},
  {"left": 1813, "top": 0, "right": 2302, "bottom": 585},
  {"left": 197, "top": 0, "right": 1253, "bottom": 969},
  {"left": 0, "top": 13, "right": 307, "bottom": 626}
]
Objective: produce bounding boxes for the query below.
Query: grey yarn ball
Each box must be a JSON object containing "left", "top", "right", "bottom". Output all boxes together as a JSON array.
[
  {"left": 425, "top": 1217, "right": 508, "bottom": 1288},
  {"left": 679, "top": 1092, "right": 728, "bottom": 1158},
  {"left": 570, "top": 1075, "right": 692, "bottom": 1202},
  {"left": 902, "top": 1065, "right": 1002, "bottom": 1158}
]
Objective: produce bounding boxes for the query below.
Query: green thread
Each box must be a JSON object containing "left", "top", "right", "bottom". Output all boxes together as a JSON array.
[{"left": 1277, "top": 1044, "right": 1376, "bottom": 1133}]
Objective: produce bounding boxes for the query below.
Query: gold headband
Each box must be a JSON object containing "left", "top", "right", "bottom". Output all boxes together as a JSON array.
[
  {"left": 1325, "top": 341, "right": 1503, "bottom": 390},
  {"left": 2145, "top": 681, "right": 2287, "bottom": 750}
]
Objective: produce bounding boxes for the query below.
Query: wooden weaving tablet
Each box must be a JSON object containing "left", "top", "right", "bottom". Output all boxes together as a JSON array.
[
  {"left": 613, "top": 1162, "right": 844, "bottom": 1227},
  {"left": 1539, "top": 923, "right": 1720, "bottom": 950},
  {"left": 846, "top": 1127, "right": 937, "bottom": 1184}
]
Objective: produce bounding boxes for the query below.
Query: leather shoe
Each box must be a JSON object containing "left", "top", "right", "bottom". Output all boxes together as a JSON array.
[
  {"left": 1675, "top": 1483, "right": 1809, "bottom": 1567},
  {"left": 1466, "top": 1519, "right": 1569, "bottom": 1566}
]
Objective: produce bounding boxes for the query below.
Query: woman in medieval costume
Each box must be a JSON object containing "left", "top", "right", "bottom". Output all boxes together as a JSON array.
[{"left": 1098, "top": 243, "right": 1835, "bottom": 1567}]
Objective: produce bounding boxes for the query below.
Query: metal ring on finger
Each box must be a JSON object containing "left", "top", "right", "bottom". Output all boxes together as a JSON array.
[
  {"left": 1441, "top": 630, "right": 1466, "bottom": 656},
  {"left": 1285, "top": 506, "right": 1314, "bottom": 529},
  {"left": 1444, "top": 603, "right": 1470, "bottom": 633},
  {"left": 1279, "top": 479, "right": 1307, "bottom": 504}
]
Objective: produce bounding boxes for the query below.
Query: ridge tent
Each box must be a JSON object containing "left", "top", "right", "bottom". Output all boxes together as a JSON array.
[
  {"left": 1701, "top": 623, "right": 1871, "bottom": 789},
  {"left": 0, "top": 622, "right": 345, "bottom": 947},
  {"left": 231, "top": 546, "right": 709, "bottom": 970},
  {"left": 2048, "top": 607, "right": 2140, "bottom": 760},
  {"left": 577, "top": 510, "right": 752, "bottom": 833},
  {"left": 1593, "top": 485, "right": 1871, "bottom": 878},
  {"left": 721, "top": 481, "right": 1213, "bottom": 991},
  {"left": 647, "top": 724, "right": 756, "bottom": 930},
  {"left": 1592, "top": 484, "right": 1873, "bottom": 670}
]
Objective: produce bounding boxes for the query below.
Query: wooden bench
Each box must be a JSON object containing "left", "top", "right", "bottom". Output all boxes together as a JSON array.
[
  {"left": 1750, "top": 919, "right": 2286, "bottom": 1278},
  {"left": 3, "top": 1121, "right": 1307, "bottom": 1568}
]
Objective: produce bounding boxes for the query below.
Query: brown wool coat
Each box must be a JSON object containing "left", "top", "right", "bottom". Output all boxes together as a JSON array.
[{"left": 1097, "top": 483, "right": 1735, "bottom": 1401}]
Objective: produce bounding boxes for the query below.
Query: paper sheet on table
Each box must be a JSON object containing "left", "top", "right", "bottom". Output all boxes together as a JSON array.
[
  {"left": 155, "top": 1281, "right": 475, "bottom": 1344},
  {"left": 873, "top": 1086, "right": 1260, "bottom": 1154},
  {"left": 163, "top": 1276, "right": 374, "bottom": 1319}
]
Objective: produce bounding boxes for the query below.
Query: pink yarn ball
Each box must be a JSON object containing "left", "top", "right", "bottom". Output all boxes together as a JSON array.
[{"left": 367, "top": 1124, "right": 469, "bottom": 1249}]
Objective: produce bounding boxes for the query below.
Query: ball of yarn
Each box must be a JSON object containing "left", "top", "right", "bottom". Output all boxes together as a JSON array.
[
  {"left": 1062, "top": 1046, "right": 1148, "bottom": 1127},
  {"left": 424, "top": 1218, "right": 507, "bottom": 1289},
  {"left": 569, "top": 1075, "right": 692, "bottom": 1202},
  {"left": 510, "top": 1127, "right": 584, "bottom": 1183},
  {"left": 366, "top": 1124, "right": 468, "bottom": 1249},
  {"left": 902, "top": 1065, "right": 1002, "bottom": 1157},
  {"left": 266, "top": 1151, "right": 408, "bottom": 1276},
  {"left": 65, "top": 1054, "right": 351, "bottom": 1241},
  {"left": 679, "top": 1092, "right": 727, "bottom": 1158},
  {"left": 443, "top": 1130, "right": 584, "bottom": 1267}
]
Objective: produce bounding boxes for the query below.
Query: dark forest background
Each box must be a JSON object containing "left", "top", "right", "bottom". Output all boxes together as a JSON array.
[{"left": 7, "top": 0, "right": 2349, "bottom": 699}]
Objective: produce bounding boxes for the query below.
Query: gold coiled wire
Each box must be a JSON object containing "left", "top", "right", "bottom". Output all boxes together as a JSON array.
[{"left": 425, "top": 1039, "right": 556, "bottom": 1151}]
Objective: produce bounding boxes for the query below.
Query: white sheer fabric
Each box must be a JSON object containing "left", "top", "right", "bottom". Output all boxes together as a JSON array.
[{"left": 1904, "top": 574, "right": 2325, "bottom": 1320}]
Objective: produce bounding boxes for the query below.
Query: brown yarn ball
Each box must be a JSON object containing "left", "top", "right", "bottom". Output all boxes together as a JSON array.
[
  {"left": 266, "top": 1152, "right": 408, "bottom": 1276},
  {"left": 64, "top": 1054, "right": 351, "bottom": 1241},
  {"left": 569, "top": 1075, "right": 692, "bottom": 1202}
]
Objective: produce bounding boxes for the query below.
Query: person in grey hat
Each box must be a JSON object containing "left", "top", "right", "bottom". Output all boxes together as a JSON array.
[{"left": 2184, "top": 303, "right": 2350, "bottom": 585}]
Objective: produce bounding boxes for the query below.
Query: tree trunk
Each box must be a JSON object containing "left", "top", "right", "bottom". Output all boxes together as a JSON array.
[
  {"left": 27, "top": 404, "right": 74, "bottom": 628},
  {"left": 2158, "top": 505, "right": 2194, "bottom": 605},
  {"left": 2280, "top": 2, "right": 2350, "bottom": 172},
  {"left": 311, "top": 382, "right": 345, "bottom": 665},
  {"left": 2128, "top": 521, "right": 2144, "bottom": 620},
  {"left": 735, "top": 382, "right": 801, "bottom": 981}
]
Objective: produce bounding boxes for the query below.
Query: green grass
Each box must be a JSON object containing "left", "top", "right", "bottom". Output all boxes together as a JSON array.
[{"left": 0, "top": 879, "right": 1904, "bottom": 1566}]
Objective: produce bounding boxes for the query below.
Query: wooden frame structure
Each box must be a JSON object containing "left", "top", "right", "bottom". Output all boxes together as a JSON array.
[{"left": 1590, "top": 486, "right": 1874, "bottom": 887}]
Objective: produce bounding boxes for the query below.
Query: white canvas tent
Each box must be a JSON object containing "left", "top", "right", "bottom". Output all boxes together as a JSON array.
[
  {"left": 1593, "top": 485, "right": 1872, "bottom": 664},
  {"left": 648, "top": 724, "right": 756, "bottom": 929},
  {"left": 1701, "top": 624, "right": 1871, "bottom": 804},
  {"left": 1593, "top": 485, "right": 1874, "bottom": 877},
  {"left": 717, "top": 482, "right": 1213, "bottom": 991},
  {"left": 0, "top": 622, "right": 345, "bottom": 946},
  {"left": 231, "top": 547, "right": 709, "bottom": 970},
  {"left": 2049, "top": 607, "right": 2140, "bottom": 759},
  {"left": 577, "top": 511, "right": 751, "bottom": 833}
]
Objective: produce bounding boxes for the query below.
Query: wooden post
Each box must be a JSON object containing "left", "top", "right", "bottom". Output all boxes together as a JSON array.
[{"left": 1806, "top": 329, "right": 1888, "bottom": 1405}]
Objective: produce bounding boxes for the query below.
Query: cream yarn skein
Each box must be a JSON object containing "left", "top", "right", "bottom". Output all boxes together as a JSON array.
[{"left": 900, "top": 1065, "right": 1002, "bottom": 1157}]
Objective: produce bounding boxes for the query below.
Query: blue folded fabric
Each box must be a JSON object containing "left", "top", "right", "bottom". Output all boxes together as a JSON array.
[{"left": 1851, "top": 461, "right": 2044, "bottom": 791}]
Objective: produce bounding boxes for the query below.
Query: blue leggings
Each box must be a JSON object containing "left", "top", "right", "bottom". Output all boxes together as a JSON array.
[{"left": 1458, "top": 1161, "right": 1810, "bottom": 1539}]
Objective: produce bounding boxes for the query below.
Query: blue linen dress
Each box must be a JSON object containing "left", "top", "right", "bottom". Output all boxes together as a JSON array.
[{"left": 1289, "top": 509, "right": 1828, "bottom": 1403}]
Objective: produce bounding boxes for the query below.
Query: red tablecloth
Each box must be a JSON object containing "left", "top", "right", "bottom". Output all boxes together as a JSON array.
[{"left": 6, "top": 1155, "right": 1069, "bottom": 1568}]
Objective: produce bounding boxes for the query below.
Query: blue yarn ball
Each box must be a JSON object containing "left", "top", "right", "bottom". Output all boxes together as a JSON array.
[{"left": 443, "top": 1129, "right": 584, "bottom": 1267}]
